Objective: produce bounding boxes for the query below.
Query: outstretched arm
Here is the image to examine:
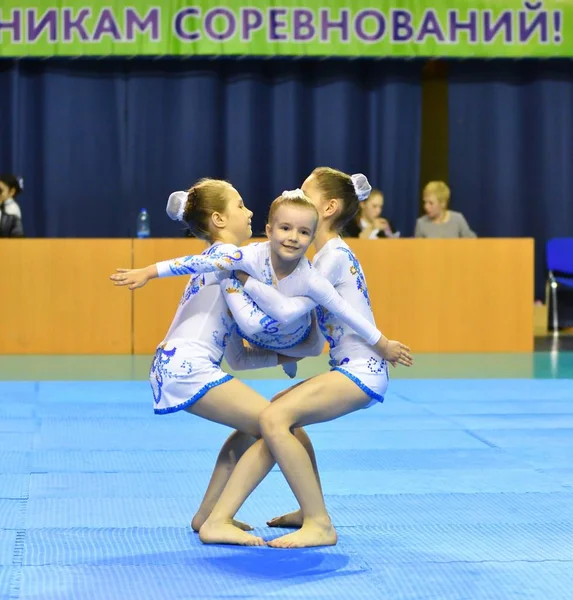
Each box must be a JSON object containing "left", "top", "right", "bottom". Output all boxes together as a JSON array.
[
  {"left": 110, "top": 244, "right": 255, "bottom": 290},
  {"left": 155, "top": 244, "right": 253, "bottom": 278}
]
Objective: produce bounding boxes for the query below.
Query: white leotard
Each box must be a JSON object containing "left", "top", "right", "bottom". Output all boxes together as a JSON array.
[
  {"left": 156, "top": 241, "right": 382, "bottom": 352},
  {"left": 150, "top": 243, "right": 279, "bottom": 415},
  {"left": 241, "top": 237, "right": 390, "bottom": 405}
]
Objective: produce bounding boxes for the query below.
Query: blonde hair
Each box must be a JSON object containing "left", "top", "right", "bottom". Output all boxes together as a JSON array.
[
  {"left": 184, "top": 179, "right": 232, "bottom": 240},
  {"left": 423, "top": 181, "right": 450, "bottom": 208},
  {"left": 268, "top": 190, "right": 319, "bottom": 226}
]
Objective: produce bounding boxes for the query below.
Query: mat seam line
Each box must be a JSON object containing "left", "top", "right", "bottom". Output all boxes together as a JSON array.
[
  {"left": 8, "top": 477, "right": 28, "bottom": 600},
  {"left": 393, "top": 392, "right": 500, "bottom": 449}
]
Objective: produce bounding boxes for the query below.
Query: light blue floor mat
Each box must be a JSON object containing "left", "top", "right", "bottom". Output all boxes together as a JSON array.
[
  {"left": 0, "top": 475, "right": 29, "bottom": 499},
  {"left": 0, "top": 500, "right": 26, "bottom": 529},
  {"left": 1, "top": 378, "right": 573, "bottom": 599},
  {"left": 0, "top": 531, "right": 18, "bottom": 566},
  {"left": 0, "top": 567, "right": 13, "bottom": 600}
]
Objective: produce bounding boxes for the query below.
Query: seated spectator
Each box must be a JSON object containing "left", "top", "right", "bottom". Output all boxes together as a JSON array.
[
  {"left": 415, "top": 181, "right": 476, "bottom": 238},
  {"left": 343, "top": 188, "right": 399, "bottom": 239},
  {"left": 0, "top": 174, "right": 24, "bottom": 237}
]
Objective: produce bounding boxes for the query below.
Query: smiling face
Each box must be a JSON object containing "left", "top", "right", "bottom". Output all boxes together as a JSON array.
[{"left": 266, "top": 203, "right": 317, "bottom": 263}]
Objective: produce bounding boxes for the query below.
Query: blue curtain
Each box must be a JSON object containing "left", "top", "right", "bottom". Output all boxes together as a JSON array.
[
  {"left": 0, "top": 58, "right": 422, "bottom": 239},
  {"left": 448, "top": 60, "right": 573, "bottom": 300}
]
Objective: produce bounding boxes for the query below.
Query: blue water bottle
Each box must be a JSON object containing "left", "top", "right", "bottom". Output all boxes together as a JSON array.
[{"left": 136, "top": 208, "right": 150, "bottom": 238}]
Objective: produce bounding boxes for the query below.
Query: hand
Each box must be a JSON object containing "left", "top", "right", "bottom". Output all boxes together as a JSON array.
[
  {"left": 110, "top": 266, "right": 154, "bottom": 290},
  {"left": 234, "top": 270, "right": 250, "bottom": 285},
  {"left": 374, "top": 218, "right": 392, "bottom": 235},
  {"left": 376, "top": 338, "right": 413, "bottom": 368}
]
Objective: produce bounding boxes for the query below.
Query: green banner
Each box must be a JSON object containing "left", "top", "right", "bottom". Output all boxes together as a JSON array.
[{"left": 0, "top": 1, "right": 567, "bottom": 58}]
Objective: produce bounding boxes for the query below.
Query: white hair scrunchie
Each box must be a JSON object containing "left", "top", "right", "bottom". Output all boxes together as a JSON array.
[
  {"left": 281, "top": 188, "right": 305, "bottom": 199},
  {"left": 350, "top": 173, "right": 372, "bottom": 202},
  {"left": 166, "top": 191, "right": 188, "bottom": 222}
]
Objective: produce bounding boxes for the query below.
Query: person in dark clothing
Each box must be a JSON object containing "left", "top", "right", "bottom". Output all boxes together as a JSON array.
[
  {"left": 343, "top": 188, "right": 398, "bottom": 239},
  {"left": 0, "top": 174, "right": 24, "bottom": 238}
]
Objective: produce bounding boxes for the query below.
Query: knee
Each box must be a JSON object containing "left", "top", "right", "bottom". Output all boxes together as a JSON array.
[{"left": 259, "top": 405, "right": 290, "bottom": 440}]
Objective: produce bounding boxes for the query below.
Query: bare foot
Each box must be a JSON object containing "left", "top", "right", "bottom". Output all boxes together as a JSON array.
[
  {"left": 267, "top": 509, "right": 303, "bottom": 528},
  {"left": 268, "top": 522, "right": 337, "bottom": 548},
  {"left": 192, "top": 512, "right": 253, "bottom": 533},
  {"left": 199, "top": 520, "right": 265, "bottom": 546},
  {"left": 231, "top": 519, "right": 254, "bottom": 532}
]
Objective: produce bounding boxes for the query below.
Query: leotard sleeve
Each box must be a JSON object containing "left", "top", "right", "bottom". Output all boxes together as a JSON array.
[
  {"left": 219, "top": 275, "right": 279, "bottom": 336},
  {"left": 244, "top": 260, "right": 381, "bottom": 346},
  {"left": 156, "top": 244, "right": 257, "bottom": 278},
  {"left": 243, "top": 277, "right": 316, "bottom": 326},
  {"left": 306, "top": 269, "right": 381, "bottom": 345}
]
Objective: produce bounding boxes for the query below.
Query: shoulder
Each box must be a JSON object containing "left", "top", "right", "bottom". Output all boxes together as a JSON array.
[
  {"left": 315, "top": 243, "right": 346, "bottom": 266},
  {"left": 314, "top": 244, "right": 347, "bottom": 282},
  {"left": 448, "top": 211, "right": 471, "bottom": 227},
  {"left": 3, "top": 200, "right": 21, "bottom": 218},
  {"left": 245, "top": 241, "right": 269, "bottom": 257},
  {"left": 207, "top": 243, "right": 236, "bottom": 255},
  {"left": 416, "top": 215, "right": 430, "bottom": 224},
  {"left": 449, "top": 211, "right": 466, "bottom": 221},
  {"left": 206, "top": 243, "right": 248, "bottom": 264}
]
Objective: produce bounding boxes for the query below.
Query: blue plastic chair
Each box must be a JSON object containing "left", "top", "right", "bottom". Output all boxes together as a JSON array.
[{"left": 547, "top": 238, "right": 573, "bottom": 331}]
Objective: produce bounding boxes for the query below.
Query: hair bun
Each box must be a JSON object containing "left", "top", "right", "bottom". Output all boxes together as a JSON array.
[
  {"left": 166, "top": 191, "right": 188, "bottom": 221},
  {"left": 350, "top": 173, "right": 372, "bottom": 202}
]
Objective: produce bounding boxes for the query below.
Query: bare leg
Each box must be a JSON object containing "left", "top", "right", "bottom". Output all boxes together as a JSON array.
[
  {"left": 199, "top": 437, "right": 276, "bottom": 544},
  {"left": 182, "top": 378, "right": 272, "bottom": 546},
  {"left": 201, "top": 372, "right": 368, "bottom": 548},
  {"left": 199, "top": 381, "right": 322, "bottom": 544},
  {"left": 199, "top": 428, "right": 322, "bottom": 541},
  {"left": 267, "top": 427, "right": 320, "bottom": 528},
  {"left": 189, "top": 377, "right": 300, "bottom": 531},
  {"left": 190, "top": 430, "right": 255, "bottom": 532},
  {"left": 264, "top": 378, "right": 322, "bottom": 528},
  {"left": 261, "top": 371, "right": 370, "bottom": 548},
  {"left": 189, "top": 378, "right": 320, "bottom": 545}
]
